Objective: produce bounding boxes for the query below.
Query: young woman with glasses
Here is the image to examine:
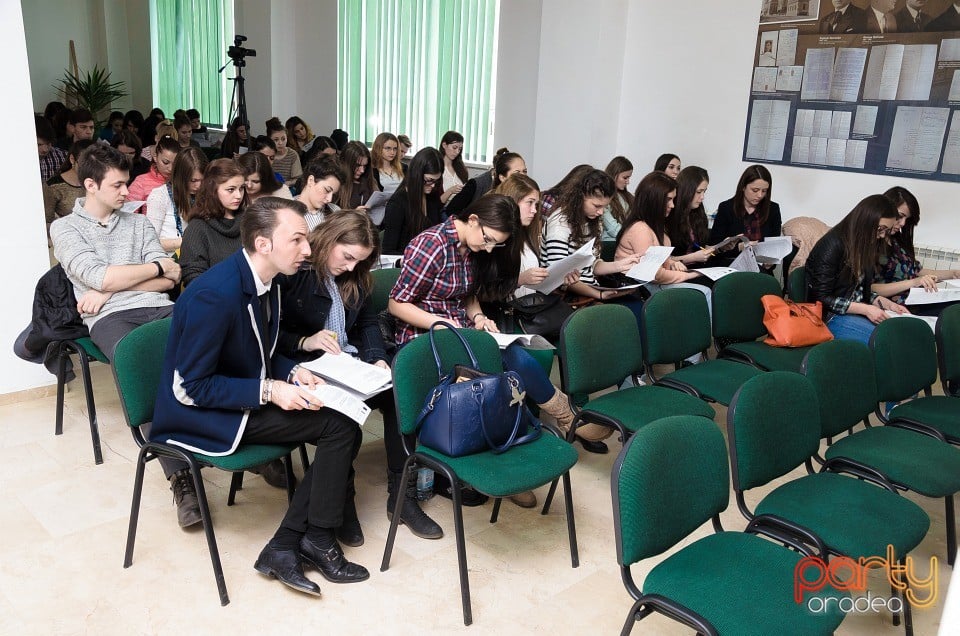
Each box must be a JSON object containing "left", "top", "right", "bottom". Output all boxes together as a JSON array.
[{"left": 381, "top": 147, "right": 445, "bottom": 253}]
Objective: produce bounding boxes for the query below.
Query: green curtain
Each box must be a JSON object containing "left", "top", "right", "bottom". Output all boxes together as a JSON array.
[
  {"left": 338, "top": 0, "right": 499, "bottom": 164},
  {"left": 150, "top": 0, "right": 234, "bottom": 127}
]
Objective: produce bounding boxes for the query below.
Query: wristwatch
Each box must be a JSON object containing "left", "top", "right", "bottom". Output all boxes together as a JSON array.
[
  {"left": 154, "top": 261, "right": 165, "bottom": 278},
  {"left": 260, "top": 379, "right": 274, "bottom": 405}
]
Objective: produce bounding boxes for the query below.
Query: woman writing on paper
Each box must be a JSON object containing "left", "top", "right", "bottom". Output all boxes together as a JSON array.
[
  {"left": 807, "top": 194, "right": 908, "bottom": 345},
  {"left": 872, "top": 186, "right": 960, "bottom": 316},
  {"left": 667, "top": 166, "right": 713, "bottom": 267},
  {"left": 276, "top": 209, "right": 444, "bottom": 544},
  {"left": 709, "top": 164, "right": 782, "bottom": 268},
  {"left": 389, "top": 195, "right": 608, "bottom": 469}
]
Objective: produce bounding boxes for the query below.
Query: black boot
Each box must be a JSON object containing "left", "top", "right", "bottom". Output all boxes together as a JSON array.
[{"left": 386, "top": 469, "right": 443, "bottom": 540}]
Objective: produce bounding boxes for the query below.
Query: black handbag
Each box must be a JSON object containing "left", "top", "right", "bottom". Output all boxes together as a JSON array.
[
  {"left": 416, "top": 322, "right": 541, "bottom": 457},
  {"left": 507, "top": 292, "right": 573, "bottom": 339}
]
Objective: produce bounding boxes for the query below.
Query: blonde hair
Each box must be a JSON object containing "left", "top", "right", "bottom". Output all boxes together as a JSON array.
[{"left": 371, "top": 132, "right": 404, "bottom": 179}]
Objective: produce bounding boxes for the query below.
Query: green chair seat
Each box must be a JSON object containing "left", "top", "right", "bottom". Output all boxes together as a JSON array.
[
  {"left": 581, "top": 385, "right": 715, "bottom": 432},
  {"left": 659, "top": 360, "right": 762, "bottom": 405},
  {"left": 196, "top": 444, "right": 298, "bottom": 472},
  {"left": 722, "top": 340, "right": 811, "bottom": 373},
  {"left": 889, "top": 397, "right": 960, "bottom": 441},
  {"left": 417, "top": 434, "right": 577, "bottom": 497},
  {"left": 75, "top": 336, "right": 109, "bottom": 363},
  {"left": 756, "top": 471, "right": 930, "bottom": 559},
  {"left": 825, "top": 427, "right": 960, "bottom": 497},
  {"left": 644, "top": 531, "right": 845, "bottom": 636}
]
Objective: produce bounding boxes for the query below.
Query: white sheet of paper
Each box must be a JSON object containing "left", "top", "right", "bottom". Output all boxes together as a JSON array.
[
  {"left": 730, "top": 245, "right": 761, "bottom": 273},
  {"left": 826, "top": 138, "right": 847, "bottom": 167},
  {"left": 801, "top": 47, "right": 835, "bottom": 101},
  {"left": 863, "top": 44, "right": 903, "bottom": 101},
  {"left": 942, "top": 111, "right": 960, "bottom": 175},
  {"left": 941, "top": 38, "right": 960, "bottom": 62},
  {"left": 300, "top": 353, "right": 393, "bottom": 398},
  {"left": 487, "top": 332, "right": 555, "bottom": 350},
  {"left": 830, "top": 48, "right": 868, "bottom": 102},
  {"left": 949, "top": 70, "right": 960, "bottom": 102},
  {"left": 886, "top": 106, "right": 950, "bottom": 173},
  {"left": 530, "top": 238, "right": 595, "bottom": 294},
  {"left": 776, "top": 66, "right": 804, "bottom": 92},
  {"left": 776, "top": 29, "right": 798, "bottom": 66},
  {"left": 943, "top": 279, "right": 960, "bottom": 289},
  {"left": 829, "top": 111, "right": 852, "bottom": 140},
  {"left": 753, "top": 236, "right": 793, "bottom": 262},
  {"left": 694, "top": 267, "right": 739, "bottom": 281},
  {"left": 853, "top": 105, "right": 879, "bottom": 136},
  {"left": 897, "top": 45, "right": 937, "bottom": 101},
  {"left": 624, "top": 246, "right": 674, "bottom": 282},
  {"left": 844, "top": 140, "right": 869, "bottom": 169},
  {"left": 361, "top": 190, "right": 391, "bottom": 209},
  {"left": 812, "top": 110, "right": 833, "bottom": 138},
  {"left": 810, "top": 137, "right": 829, "bottom": 164},
  {"left": 305, "top": 384, "right": 371, "bottom": 425},
  {"left": 375, "top": 254, "right": 403, "bottom": 269},
  {"left": 791, "top": 136, "right": 811, "bottom": 163},
  {"left": 884, "top": 311, "right": 937, "bottom": 331},
  {"left": 753, "top": 67, "right": 779, "bottom": 93},
  {"left": 745, "top": 99, "right": 790, "bottom": 161},
  {"left": 905, "top": 285, "right": 960, "bottom": 305},
  {"left": 120, "top": 200, "right": 144, "bottom": 214},
  {"left": 795, "top": 109, "right": 815, "bottom": 137}
]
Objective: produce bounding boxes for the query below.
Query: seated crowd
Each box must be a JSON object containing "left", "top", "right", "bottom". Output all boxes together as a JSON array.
[{"left": 38, "top": 102, "right": 960, "bottom": 600}]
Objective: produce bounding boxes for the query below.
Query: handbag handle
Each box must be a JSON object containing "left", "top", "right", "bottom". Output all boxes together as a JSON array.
[
  {"left": 427, "top": 321, "right": 480, "bottom": 377},
  {"left": 785, "top": 300, "right": 825, "bottom": 327},
  {"left": 475, "top": 373, "right": 542, "bottom": 454}
]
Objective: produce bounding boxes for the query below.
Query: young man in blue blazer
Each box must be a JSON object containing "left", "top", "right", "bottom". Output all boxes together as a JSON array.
[{"left": 152, "top": 196, "right": 368, "bottom": 597}]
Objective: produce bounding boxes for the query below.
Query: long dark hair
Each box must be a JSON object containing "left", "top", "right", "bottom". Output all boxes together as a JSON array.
[
  {"left": 494, "top": 173, "right": 541, "bottom": 256},
  {"left": 461, "top": 194, "right": 520, "bottom": 302},
  {"left": 833, "top": 194, "right": 898, "bottom": 285},
  {"left": 883, "top": 186, "right": 920, "bottom": 260},
  {"left": 238, "top": 151, "right": 282, "bottom": 196},
  {"left": 733, "top": 164, "right": 773, "bottom": 226},
  {"left": 604, "top": 156, "right": 635, "bottom": 224},
  {"left": 668, "top": 166, "right": 710, "bottom": 252},
  {"left": 398, "top": 147, "right": 443, "bottom": 237},
  {"left": 308, "top": 209, "right": 380, "bottom": 309},
  {"left": 338, "top": 141, "right": 378, "bottom": 208},
  {"left": 169, "top": 147, "right": 209, "bottom": 218},
  {"left": 491, "top": 147, "right": 524, "bottom": 186},
  {"left": 557, "top": 169, "right": 615, "bottom": 247},
  {"left": 654, "top": 153, "right": 680, "bottom": 172},
  {"left": 189, "top": 158, "right": 247, "bottom": 221},
  {"left": 618, "top": 172, "right": 678, "bottom": 246},
  {"left": 439, "top": 130, "right": 468, "bottom": 182}
]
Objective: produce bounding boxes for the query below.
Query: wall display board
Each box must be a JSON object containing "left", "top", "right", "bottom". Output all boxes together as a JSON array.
[{"left": 745, "top": 0, "right": 960, "bottom": 182}]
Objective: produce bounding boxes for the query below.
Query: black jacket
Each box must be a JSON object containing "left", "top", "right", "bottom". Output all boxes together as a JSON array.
[
  {"left": 381, "top": 188, "right": 445, "bottom": 254},
  {"left": 805, "top": 228, "right": 870, "bottom": 316},
  {"left": 276, "top": 267, "right": 388, "bottom": 365}
]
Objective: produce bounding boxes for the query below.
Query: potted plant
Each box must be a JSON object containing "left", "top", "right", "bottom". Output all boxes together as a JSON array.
[{"left": 54, "top": 65, "right": 129, "bottom": 130}]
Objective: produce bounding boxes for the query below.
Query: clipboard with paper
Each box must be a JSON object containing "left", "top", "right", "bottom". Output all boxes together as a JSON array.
[{"left": 529, "top": 238, "right": 596, "bottom": 294}]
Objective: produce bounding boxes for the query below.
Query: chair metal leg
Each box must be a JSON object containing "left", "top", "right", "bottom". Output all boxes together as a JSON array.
[
  {"left": 620, "top": 599, "right": 643, "bottom": 636},
  {"left": 381, "top": 456, "right": 415, "bottom": 572},
  {"left": 542, "top": 478, "right": 559, "bottom": 514},
  {"left": 897, "top": 558, "right": 914, "bottom": 636},
  {"left": 449, "top": 476, "right": 473, "bottom": 626},
  {"left": 55, "top": 344, "right": 67, "bottom": 436},
  {"left": 123, "top": 446, "right": 150, "bottom": 568},
  {"left": 283, "top": 454, "right": 296, "bottom": 503},
  {"left": 191, "top": 469, "right": 229, "bottom": 606},
  {"left": 490, "top": 498, "right": 502, "bottom": 523},
  {"left": 562, "top": 471, "right": 579, "bottom": 567},
  {"left": 947, "top": 495, "right": 956, "bottom": 567},
  {"left": 76, "top": 348, "right": 103, "bottom": 465},
  {"left": 227, "top": 472, "right": 243, "bottom": 506}
]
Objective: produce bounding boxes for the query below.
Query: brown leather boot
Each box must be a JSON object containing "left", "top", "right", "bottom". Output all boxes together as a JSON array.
[{"left": 537, "top": 388, "right": 575, "bottom": 433}]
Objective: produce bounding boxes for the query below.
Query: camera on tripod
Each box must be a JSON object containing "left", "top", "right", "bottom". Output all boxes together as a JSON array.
[{"left": 227, "top": 35, "right": 256, "bottom": 67}]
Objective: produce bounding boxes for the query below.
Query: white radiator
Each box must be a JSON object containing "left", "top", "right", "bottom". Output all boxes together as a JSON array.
[{"left": 915, "top": 245, "right": 960, "bottom": 272}]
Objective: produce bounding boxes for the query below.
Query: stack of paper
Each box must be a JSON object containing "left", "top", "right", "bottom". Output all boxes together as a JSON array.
[
  {"left": 300, "top": 353, "right": 393, "bottom": 399},
  {"left": 529, "top": 239, "right": 596, "bottom": 294},
  {"left": 303, "top": 384, "right": 372, "bottom": 425}
]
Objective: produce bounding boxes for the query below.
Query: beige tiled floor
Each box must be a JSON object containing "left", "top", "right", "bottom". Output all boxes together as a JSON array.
[{"left": 0, "top": 363, "right": 951, "bottom": 635}]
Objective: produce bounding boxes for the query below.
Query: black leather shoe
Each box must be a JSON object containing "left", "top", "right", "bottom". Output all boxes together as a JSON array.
[
  {"left": 252, "top": 459, "right": 294, "bottom": 490},
  {"left": 169, "top": 470, "right": 202, "bottom": 528},
  {"left": 436, "top": 485, "right": 489, "bottom": 507},
  {"left": 299, "top": 536, "right": 370, "bottom": 584},
  {"left": 575, "top": 436, "right": 609, "bottom": 454},
  {"left": 254, "top": 545, "right": 322, "bottom": 597},
  {"left": 336, "top": 521, "right": 365, "bottom": 548}
]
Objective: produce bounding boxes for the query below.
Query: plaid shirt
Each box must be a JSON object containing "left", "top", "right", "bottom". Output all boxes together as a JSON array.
[
  {"left": 39, "top": 148, "right": 67, "bottom": 183},
  {"left": 390, "top": 218, "right": 475, "bottom": 345}
]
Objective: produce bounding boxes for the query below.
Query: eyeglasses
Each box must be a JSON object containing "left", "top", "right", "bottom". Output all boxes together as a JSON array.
[
  {"left": 478, "top": 222, "right": 507, "bottom": 249},
  {"left": 877, "top": 225, "right": 893, "bottom": 237},
  {"left": 423, "top": 175, "right": 439, "bottom": 185}
]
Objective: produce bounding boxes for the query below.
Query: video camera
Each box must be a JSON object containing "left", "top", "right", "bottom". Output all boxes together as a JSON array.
[{"left": 227, "top": 35, "right": 256, "bottom": 67}]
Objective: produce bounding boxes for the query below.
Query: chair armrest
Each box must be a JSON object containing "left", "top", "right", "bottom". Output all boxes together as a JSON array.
[
  {"left": 887, "top": 420, "right": 948, "bottom": 442},
  {"left": 819, "top": 456, "right": 898, "bottom": 493},
  {"left": 744, "top": 513, "right": 828, "bottom": 558}
]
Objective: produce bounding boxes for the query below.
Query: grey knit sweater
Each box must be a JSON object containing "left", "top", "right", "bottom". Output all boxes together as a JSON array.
[{"left": 179, "top": 215, "right": 242, "bottom": 286}]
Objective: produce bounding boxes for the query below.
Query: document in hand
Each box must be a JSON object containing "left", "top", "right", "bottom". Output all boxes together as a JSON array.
[
  {"left": 730, "top": 243, "right": 761, "bottom": 273},
  {"left": 624, "top": 246, "right": 674, "bottom": 282},
  {"left": 753, "top": 236, "right": 793, "bottom": 265},
  {"left": 304, "top": 384, "right": 372, "bottom": 426},
  {"left": 529, "top": 238, "right": 596, "bottom": 294},
  {"left": 694, "top": 267, "right": 740, "bottom": 281},
  {"left": 487, "top": 332, "right": 555, "bottom": 350},
  {"left": 905, "top": 284, "right": 960, "bottom": 306},
  {"left": 943, "top": 279, "right": 960, "bottom": 289},
  {"left": 884, "top": 310, "right": 937, "bottom": 331},
  {"left": 300, "top": 353, "right": 393, "bottom": 399}
]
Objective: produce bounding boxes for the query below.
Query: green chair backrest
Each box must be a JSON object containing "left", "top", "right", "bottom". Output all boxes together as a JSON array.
[
  {"left": 726, "top": 372, "right": 821, "bottom": 491},
  {"left": 370, "top": 268, "right": 401, "bottom": 315},
  {"left": 801, "top": 340, "right": 877, "bottom": 439},
  {"left": 112, "top": 318, "right": 172, "bottom": 429},
  {"left": 712, "top": 272, "right": 782, "bottom": 342},
  {"left": 612, "top": 415, "right": 729, "bottom": 566},
  {"left": 787, "top": 266, "right": 807, "bottom": 302},
  {"left": 937, "top": 304, "right": 960, "bottom": 391},
  {"left": 642, "top": 288, "right": 711, "bottom": 364},
  {"left": 600, "top": 240, "right": 617, "bottom": 262},
  {"left": 870, "top": 317, "right": 938, "bottom": 402},
  {"left": 559, "top": 304, "right": 642, "bottom": 395},
  {"left": 391, "top": 327, "right": 503, "bottom": 436}
]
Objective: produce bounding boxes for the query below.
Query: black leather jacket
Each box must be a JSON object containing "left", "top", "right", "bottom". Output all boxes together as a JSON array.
[{"left": 805, "top": 228, "right": 871, "bottom": 315}]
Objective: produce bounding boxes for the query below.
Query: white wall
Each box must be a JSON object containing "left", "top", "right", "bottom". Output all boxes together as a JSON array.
[
  {"left": 493, "top": 0, "right": 543, "bottom": 165},
  {"left": 2, "top": 0, "right": 64, "bottom": 394},
  {"left": 616, "top": 2, "right": 960, "bottom": 251}
]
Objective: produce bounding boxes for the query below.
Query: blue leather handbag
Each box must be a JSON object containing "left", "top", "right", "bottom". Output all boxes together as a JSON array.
[{"left": 416, "top": 322, "right": 541, "bottom": 457}]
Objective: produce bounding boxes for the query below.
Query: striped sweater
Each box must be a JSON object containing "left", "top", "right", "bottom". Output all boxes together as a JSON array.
[{"left": 540, "top": 210, "right": 600, "bottom": 286}]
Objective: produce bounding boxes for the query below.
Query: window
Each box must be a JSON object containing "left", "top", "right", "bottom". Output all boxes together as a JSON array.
[
  {"left": 338, "top": 0, "right": 500, "bottom": 164},
  {"left": 150, "top": 0, "right": 234, "bottom": 128}
]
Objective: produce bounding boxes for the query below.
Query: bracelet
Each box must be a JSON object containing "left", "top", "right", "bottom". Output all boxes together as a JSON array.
[
  {"left": 471, "top": 312, "right": 486, "bottom": 323},
  {"left": 154, "top": 261, "right": 164, "bottom": 278},
  {"left": 298, "top": 336, "right": 307, "bottom": 351},
  {"left": 260, "top": 379, "right": 274, "bottom": 405},
  {"left": 287, "top": 365, "right": 300, "bottom": 383}
]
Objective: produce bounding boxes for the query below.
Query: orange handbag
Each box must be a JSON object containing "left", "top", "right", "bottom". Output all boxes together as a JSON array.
[{"left": 761, "top": 294, "right": 834, "bottom": 348}]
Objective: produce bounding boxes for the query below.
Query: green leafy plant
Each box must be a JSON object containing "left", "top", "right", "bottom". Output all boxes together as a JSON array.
[{"left": 54, "top": 65, "right": 129, "bottom": 129}]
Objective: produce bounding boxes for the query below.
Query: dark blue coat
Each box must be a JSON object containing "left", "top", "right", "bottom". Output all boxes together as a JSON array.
[{"left": 151, "top": 249, "right": 296, "bottom": 455}]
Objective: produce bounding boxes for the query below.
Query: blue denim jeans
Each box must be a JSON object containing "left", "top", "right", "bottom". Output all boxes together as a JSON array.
[
  {"left": 502, "top": 343, "right": 555, "bottom": 403},
  {"left": 826, "top": 313, "right": 876, "bottom": 346}
]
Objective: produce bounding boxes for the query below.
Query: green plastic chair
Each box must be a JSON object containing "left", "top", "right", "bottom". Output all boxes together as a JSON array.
[
  {"left": 370, "top": 267, "right": 401, "bottom": 315},
  {"left": 937, "top": 303, "right": 960, "bottom": 397},
  {"left": 557, "top": 304, "right": 714, "bottom": 444},
  {"left": 712, "top": 271, "right": 813, "bottom": 372},
  {"left": 641, "top": 287, "right": 762, "bottom": 405},
  {"left": 112, "top": 319, "right": 297, "bottom": 606},
  {"left": 803, "top": 339, "right": 960, "bottom": 566},
  {"left": 726, "top": 372, "right": 930, "bottom": 635},
  {"left": 612, "top": 415, "right": 846, "bottom": 636},
  {"left": 380, "top": 326, "right": 579, "bottom": 626},
  {"left": 55, "top": 336, "right": 109, "bottom": 464},
  {"left": 787, "top": 265, "right": 807, "bottom": 302},
  {"left": 871, "top": 316, "right": 960, "bottom": 444}
]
